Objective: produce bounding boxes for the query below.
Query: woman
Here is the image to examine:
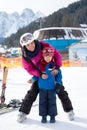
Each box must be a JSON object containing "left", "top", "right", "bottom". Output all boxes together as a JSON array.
[{"left": 17, "top": 33, "right": 74, "bottom": 123}]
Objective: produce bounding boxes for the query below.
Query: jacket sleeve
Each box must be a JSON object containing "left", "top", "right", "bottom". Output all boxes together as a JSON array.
[
  {"left": 22, "top": 57, "right": 40, "bottom": 77},
  {"left": 53, "top": 47, "right": 62, "bottom": 67},
  {"left": 32, "top": 76, "right": 39, "bottom": 81}
]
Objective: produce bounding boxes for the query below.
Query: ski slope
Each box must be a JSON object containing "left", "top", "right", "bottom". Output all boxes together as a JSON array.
[{"left": 0, "top": 67, "right": 87, "bottom": 130}]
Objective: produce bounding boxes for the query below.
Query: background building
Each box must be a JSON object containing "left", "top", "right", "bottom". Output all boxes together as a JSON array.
[{"left": 69, "top": 39, "right": 87, "bottom": 67}]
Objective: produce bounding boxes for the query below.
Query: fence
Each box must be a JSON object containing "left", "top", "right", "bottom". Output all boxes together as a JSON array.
[
  {"left": 0, "top": 57, "right": 70, "bottom": 69},
  {"left": 0, "top": 56, "right": 22, "bottom": 69}
]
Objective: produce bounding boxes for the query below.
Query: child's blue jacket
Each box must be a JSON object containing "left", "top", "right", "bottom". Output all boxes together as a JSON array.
[{"left": 32, "top": 62, "right": 62, "bottom": 90}]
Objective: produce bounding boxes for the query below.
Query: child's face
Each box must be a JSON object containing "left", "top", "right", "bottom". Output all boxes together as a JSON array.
[{"left": 44, "top": 54, "right": 53, "bottom": 63}]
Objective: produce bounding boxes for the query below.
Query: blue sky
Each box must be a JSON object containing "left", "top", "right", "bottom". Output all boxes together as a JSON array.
[{"left": 0, "top": 0, "right": 79, "bottom": 16}]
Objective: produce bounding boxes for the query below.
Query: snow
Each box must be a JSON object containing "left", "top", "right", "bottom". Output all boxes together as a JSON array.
[{"left": 0, "top": 67, "right": 87, "bottom": 130}]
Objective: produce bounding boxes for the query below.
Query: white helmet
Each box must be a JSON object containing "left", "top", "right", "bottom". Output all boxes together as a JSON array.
[{"left": 20, "top": 33, "right": 35, "bottom": 47}]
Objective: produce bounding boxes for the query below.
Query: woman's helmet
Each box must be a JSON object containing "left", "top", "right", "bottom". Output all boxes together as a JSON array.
[{"left": 20, "top": 33, "right": 35, "bottom": 47}]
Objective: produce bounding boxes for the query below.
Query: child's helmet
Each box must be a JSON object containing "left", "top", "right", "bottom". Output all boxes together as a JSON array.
[{"left": 42, "top": 47, "right": 54, "bottom": 57}]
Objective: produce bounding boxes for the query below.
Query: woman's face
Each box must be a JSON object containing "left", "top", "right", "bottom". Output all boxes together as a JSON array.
[{"left": 25, "top": 41, "right": 35, "bottom": 51}]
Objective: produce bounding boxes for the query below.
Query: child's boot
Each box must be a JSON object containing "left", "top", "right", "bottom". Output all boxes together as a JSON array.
[
  {"left": 41, "top": 116, "right": 47, "bottom": 123},
  {"left": 50, "top": 116, "right": 55, "bottom": 123}
]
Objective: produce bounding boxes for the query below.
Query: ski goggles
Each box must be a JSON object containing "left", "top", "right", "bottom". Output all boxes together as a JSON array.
[
  {"left": 21, "top": 34, "right": 34, "bottom": 43},
  {"left": 42, "top": 48, "right": 54, "bottom": 54}
]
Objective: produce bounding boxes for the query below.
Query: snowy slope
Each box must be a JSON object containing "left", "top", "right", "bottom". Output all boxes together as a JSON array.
[{"left": 0, "top": 67, "right": 87, "bottom": 130}]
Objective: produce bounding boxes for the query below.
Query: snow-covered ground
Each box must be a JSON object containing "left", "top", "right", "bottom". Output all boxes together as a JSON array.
[{"left": 0, "top": 67, "right": 87, "bottom": 130}]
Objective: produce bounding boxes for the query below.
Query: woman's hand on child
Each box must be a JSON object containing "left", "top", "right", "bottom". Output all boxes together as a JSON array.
[{"left": 51, "top": 69, "right": 58, "bottom": 75}]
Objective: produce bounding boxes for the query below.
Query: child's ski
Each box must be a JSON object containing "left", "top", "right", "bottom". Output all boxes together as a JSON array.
[{"left": 0, "top": 66, "right": 8, "bottom": 104}]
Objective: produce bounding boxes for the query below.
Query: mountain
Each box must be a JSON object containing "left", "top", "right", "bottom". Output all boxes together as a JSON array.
[{"left": 0, "top": 8, "right": 45, "bottom": 38}]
